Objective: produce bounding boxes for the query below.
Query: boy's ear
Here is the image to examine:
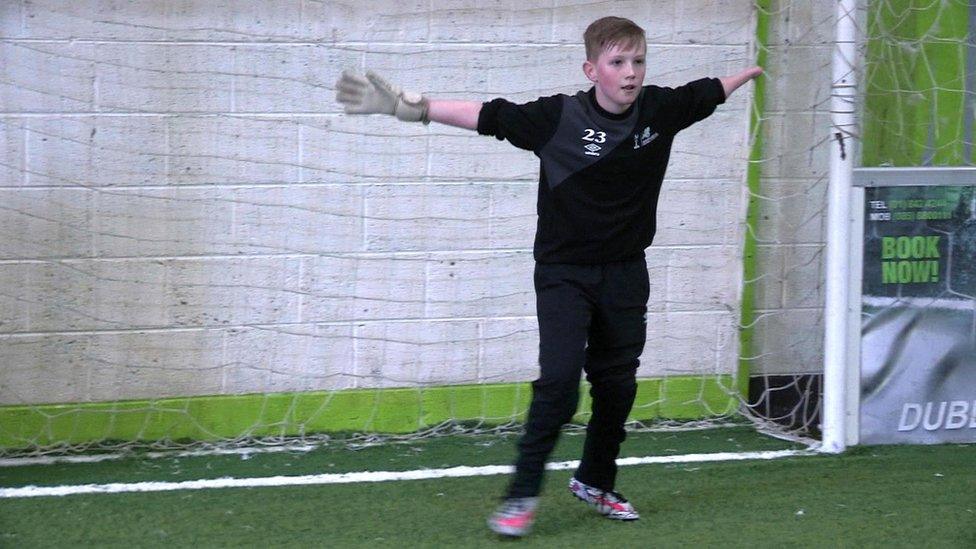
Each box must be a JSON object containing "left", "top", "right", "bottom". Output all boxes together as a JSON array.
[{"left": 582, "top": 59, "right": 597, "bottom": 83}]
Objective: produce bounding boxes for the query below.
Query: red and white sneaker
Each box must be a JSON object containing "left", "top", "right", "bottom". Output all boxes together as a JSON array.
[
  {"left": 568, "top": 477, "right": 640, "bottom": 520},
  {"left": 487, "top": 497, "right": 539, "bottom": 537}
]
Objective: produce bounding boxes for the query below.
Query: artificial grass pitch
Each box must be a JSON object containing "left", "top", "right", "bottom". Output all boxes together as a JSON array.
[
  {"left": 0, "top": 425, "right": 797, "bottom": 488},
  {"left": 1, "top": 430, "right": 974, "bottom": 547}
]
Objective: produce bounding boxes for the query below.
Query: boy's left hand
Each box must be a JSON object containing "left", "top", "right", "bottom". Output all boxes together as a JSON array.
[{"left": 720, "top": 66, "right": 764, "bottom": 98}]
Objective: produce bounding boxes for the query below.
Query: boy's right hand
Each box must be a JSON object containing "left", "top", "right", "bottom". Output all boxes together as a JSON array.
[{"left": 335, "top": 70, "right": 429, "bottom": 124}]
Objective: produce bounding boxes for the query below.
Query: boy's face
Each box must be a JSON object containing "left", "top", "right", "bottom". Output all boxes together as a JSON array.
[{"left": 583, "top": 41, "right": 647, "bottom": 114}]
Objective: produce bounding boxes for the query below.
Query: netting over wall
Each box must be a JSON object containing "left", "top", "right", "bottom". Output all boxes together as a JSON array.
[
  {"left": 738, "top": 0, "right": 835, "bottom": 436},
  {"left": 0, "top": 2, "right": 757, "bottom": 456},
  {"left": 744, "top": 0, "right": 976, "bottom": 438},
  {"left": 5, "top": 1, "right": 961, "bottom": 456}
]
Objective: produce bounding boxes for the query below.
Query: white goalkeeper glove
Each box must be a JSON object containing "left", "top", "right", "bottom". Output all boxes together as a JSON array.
[{"left": 335, "top": 70, "right": 430, "bottom": 124}]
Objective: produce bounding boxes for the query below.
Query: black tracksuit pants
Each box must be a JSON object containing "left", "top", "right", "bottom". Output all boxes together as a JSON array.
[{"left": 506, "top": 258, "right": 649, "bottom": 498}]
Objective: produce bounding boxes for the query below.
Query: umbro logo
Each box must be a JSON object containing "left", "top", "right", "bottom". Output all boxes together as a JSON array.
[{"left": 582, "top": 128, "right": 606, "bottom": 156}]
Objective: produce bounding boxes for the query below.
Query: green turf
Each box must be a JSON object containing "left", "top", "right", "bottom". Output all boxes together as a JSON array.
[
  {"left": 1, "top": 433, "right": 975, "bottom": 547},
  {"left": 0, "top": 426, "right": 797, "bottom": 488}
]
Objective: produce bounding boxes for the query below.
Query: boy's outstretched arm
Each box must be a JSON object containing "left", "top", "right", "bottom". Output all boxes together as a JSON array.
[
  {"left": 335, "top": 70, "right": 481, "bottom": 131},
  {"left": 427, "top": 100, "right": 482, "bottom": 131},
  {"left": 719, "top": 66, "right": 764, "bottom": 98}
]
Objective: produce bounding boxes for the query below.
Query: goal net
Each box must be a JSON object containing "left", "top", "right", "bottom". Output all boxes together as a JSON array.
[{"left": 0, "top": 0, "right": 956, "bottom": 457}]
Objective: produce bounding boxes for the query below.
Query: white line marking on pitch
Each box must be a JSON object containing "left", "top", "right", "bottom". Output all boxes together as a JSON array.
[
  {"left": 0, "top": 444, "right": 321, "bottom": 468},
  {"left": 0, "top": 449, "right": 813, "bottom": 499}
]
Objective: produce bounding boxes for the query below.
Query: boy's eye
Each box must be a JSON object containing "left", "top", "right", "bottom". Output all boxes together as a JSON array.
[{"left": 635, "top": 59, "right": 645, "bottom": 65}]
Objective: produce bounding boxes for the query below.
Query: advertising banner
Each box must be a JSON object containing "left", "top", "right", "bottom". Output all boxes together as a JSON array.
[{"left": 860, "top": 183, "right": 976, "bottom": 444}]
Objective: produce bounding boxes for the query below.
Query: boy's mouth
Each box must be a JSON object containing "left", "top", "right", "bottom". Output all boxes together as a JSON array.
[{"left": 621, "top": 84, "right": 636, "bottom": 92}]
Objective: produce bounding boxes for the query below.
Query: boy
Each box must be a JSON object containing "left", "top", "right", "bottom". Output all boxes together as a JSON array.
[{"left": 336, "top": 16, "right": 762, "bottom": 538}]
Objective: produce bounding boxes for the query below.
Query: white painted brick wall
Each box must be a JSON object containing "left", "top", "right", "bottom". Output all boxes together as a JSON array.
[
  {"left": 749, "top": 0, "right": 835, "bottom": 375},
  {"left": 0, "top": 1, "right": 788, "bottom": 406}
]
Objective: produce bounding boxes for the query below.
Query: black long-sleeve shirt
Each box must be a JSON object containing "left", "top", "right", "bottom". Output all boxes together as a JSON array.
[{"left": 477, "top": 78, "right": 725, "bottom": 264}]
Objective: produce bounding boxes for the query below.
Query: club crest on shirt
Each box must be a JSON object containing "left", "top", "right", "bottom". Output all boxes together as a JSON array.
[{"left": 633, "top": 126, "right": 658, "bottom": 149}]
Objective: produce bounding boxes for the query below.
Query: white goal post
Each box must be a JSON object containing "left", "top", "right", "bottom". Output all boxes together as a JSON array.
[{"left": 822, "top": 0, "right": 859, "bottom": 453}]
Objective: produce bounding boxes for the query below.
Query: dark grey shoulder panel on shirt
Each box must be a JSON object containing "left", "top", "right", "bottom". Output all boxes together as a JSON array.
[{"left": 537, "top": 90, "right": 642, "bottom": 190}]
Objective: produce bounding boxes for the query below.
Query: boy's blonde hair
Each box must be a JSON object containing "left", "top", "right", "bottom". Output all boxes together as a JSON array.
[{"left": 584, "top": 16, "right": 646, "bottom": 61}]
